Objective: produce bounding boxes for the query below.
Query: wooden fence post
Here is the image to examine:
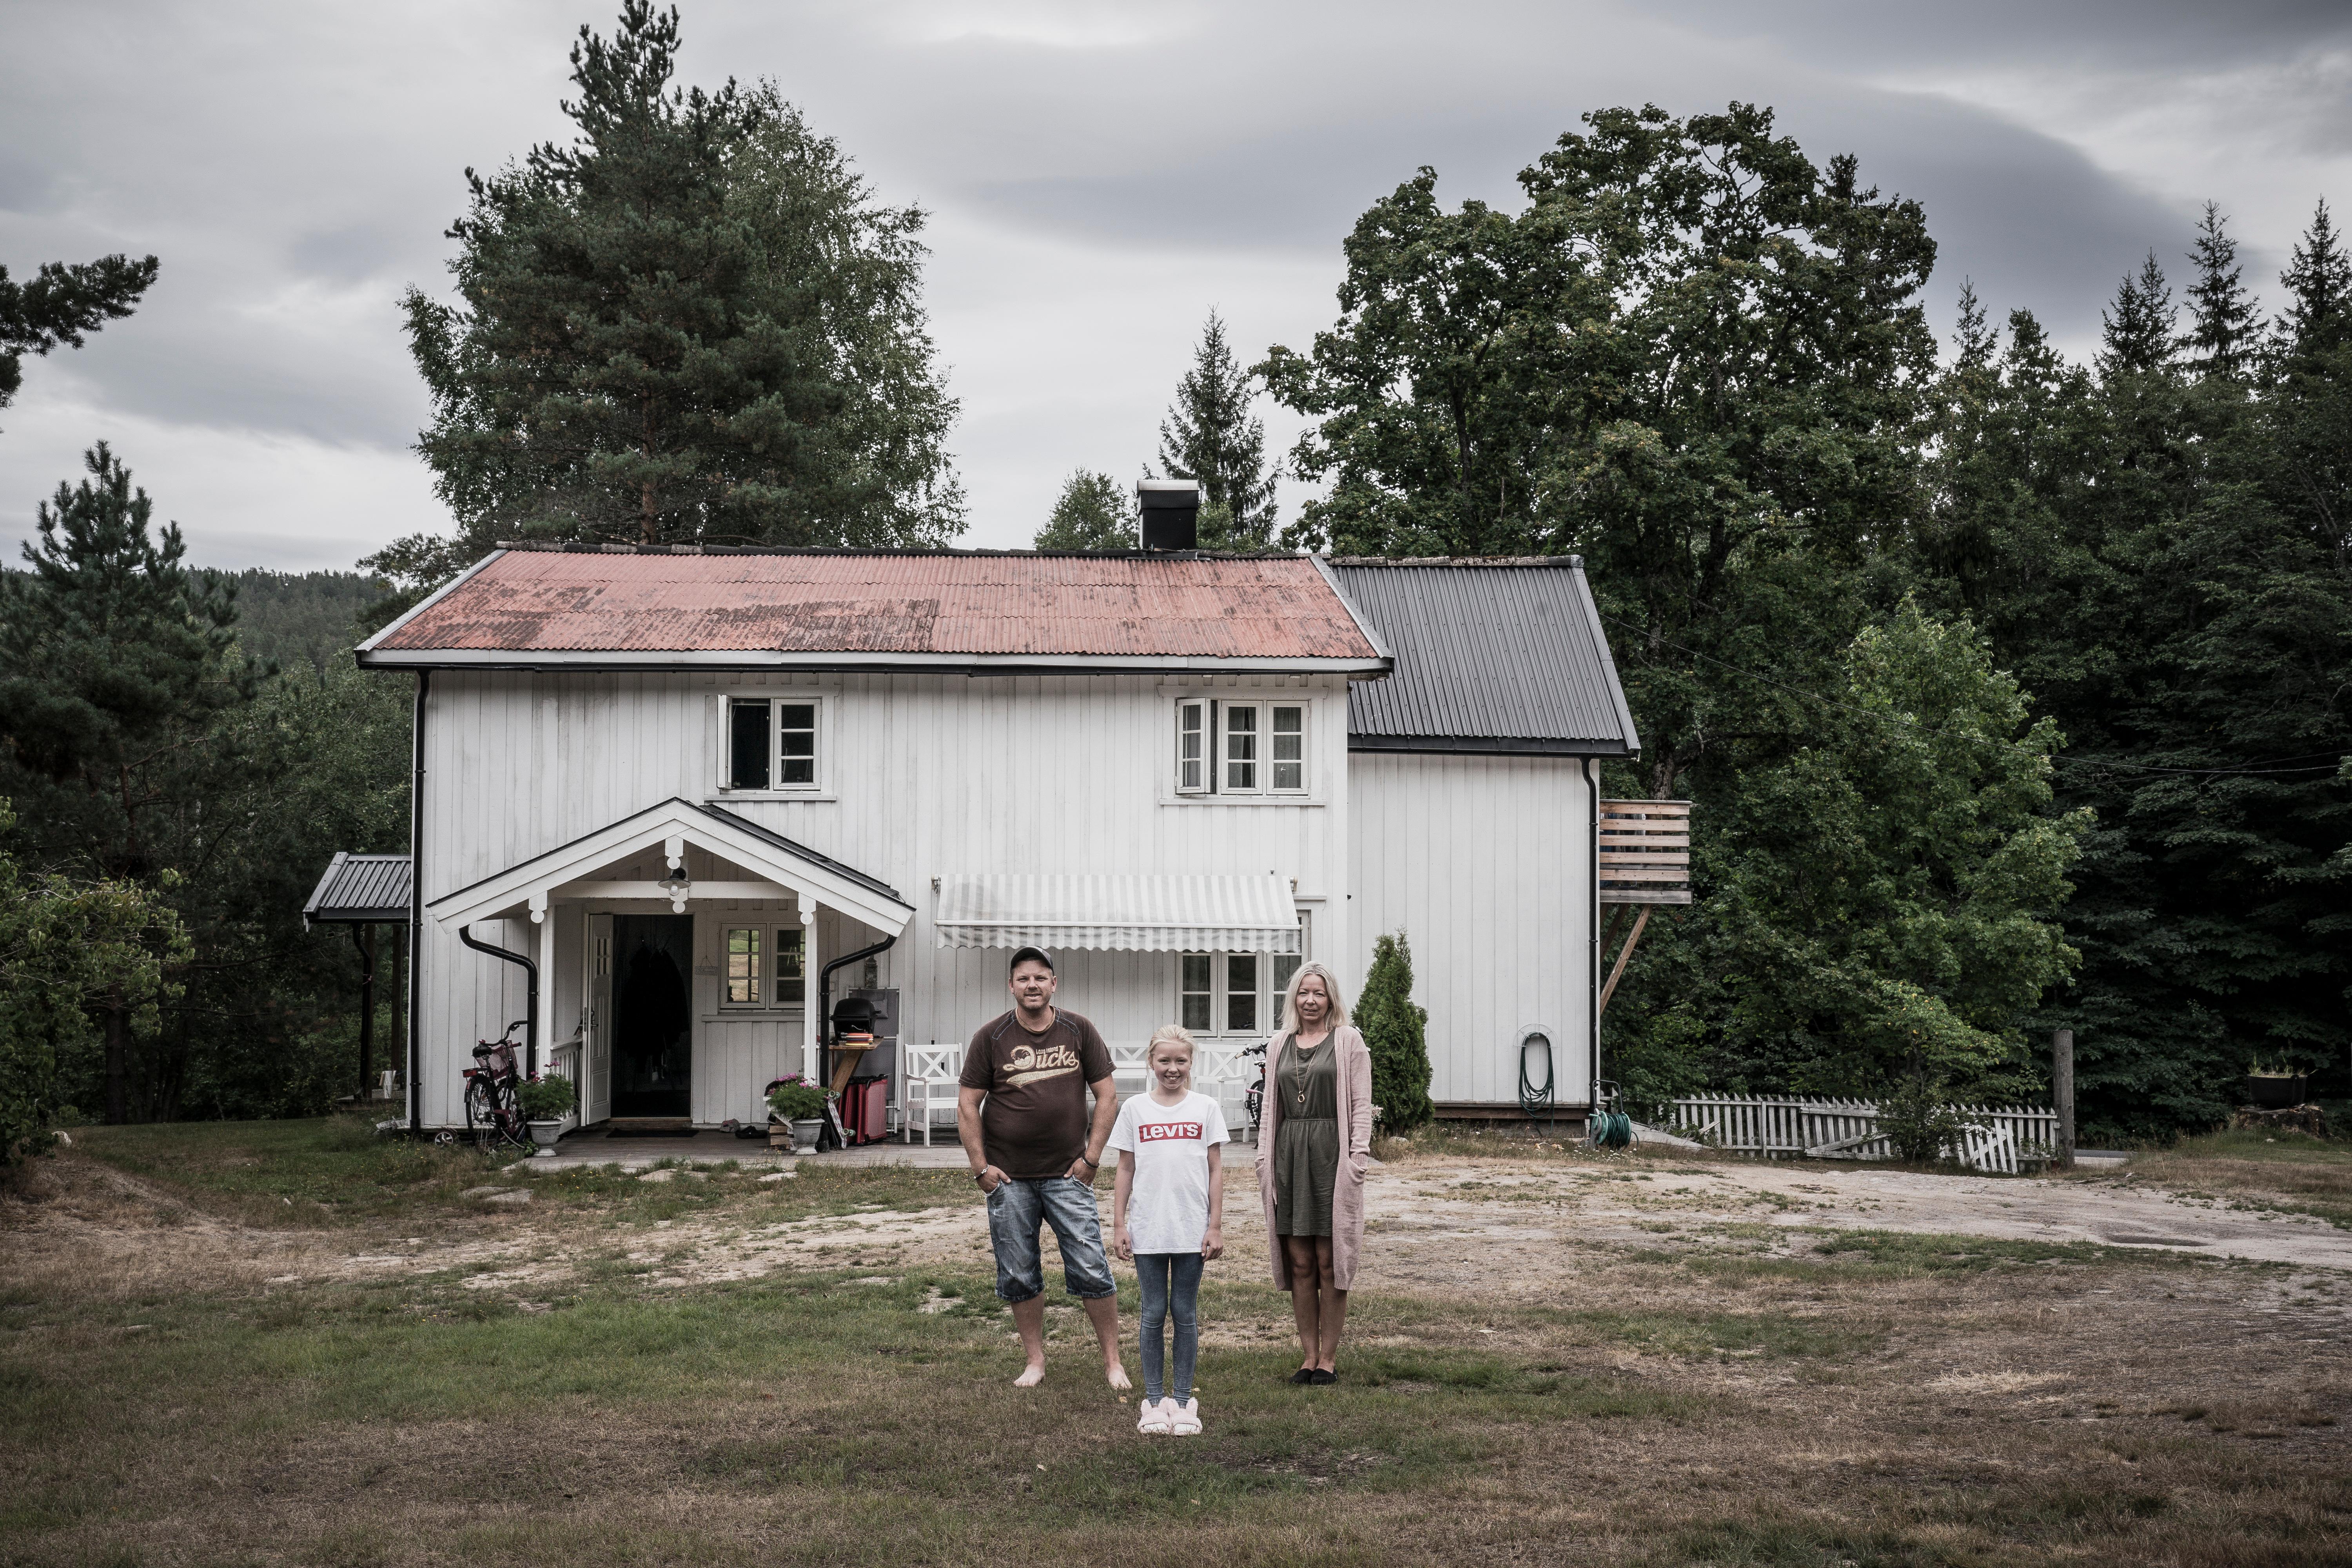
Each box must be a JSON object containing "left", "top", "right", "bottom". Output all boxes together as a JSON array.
[{"left": 2053, "top": 1029, "right": 2075, "bottom": 1170}]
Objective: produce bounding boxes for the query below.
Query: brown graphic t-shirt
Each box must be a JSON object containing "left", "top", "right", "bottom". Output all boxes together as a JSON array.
[{"left": 959, "top": 1008, "right": 1114, "bottom": 1180}]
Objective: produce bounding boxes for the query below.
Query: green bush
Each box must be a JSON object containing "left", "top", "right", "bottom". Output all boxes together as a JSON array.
[
  {"left": 517, "top": 1075, "right": 577, "bottom": 1120},
  {"left": 1877, "top": 1076, "right": 1967, "bottom": 1163},
  {"left": 766, "top": 1076, "right": 827, "bottom": 1121},
  {"left": 1357, "top": 932, "right": 1433, "bottom": 1133}
]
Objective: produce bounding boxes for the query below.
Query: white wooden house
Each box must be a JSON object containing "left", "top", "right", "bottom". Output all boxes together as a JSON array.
[{"left": 356, "top": 539, "right": 1668, "bottom": 1137}]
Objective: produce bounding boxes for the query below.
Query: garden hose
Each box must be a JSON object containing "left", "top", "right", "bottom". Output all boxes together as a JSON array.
[
  {"left": 1518, "top": 1033, "right": 1555, "bottom": 1133},
  {"left": 1587, "top": 1078, "right": 1634, "bottom": 1151}
]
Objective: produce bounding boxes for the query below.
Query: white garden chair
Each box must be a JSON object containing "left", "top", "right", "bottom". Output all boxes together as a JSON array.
[{"left": 899, "top": 1044, "right": 964, "bottom": 1145}]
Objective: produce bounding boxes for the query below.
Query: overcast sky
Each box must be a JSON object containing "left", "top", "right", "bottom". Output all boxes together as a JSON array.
[{"left": 3, "top": 0, "right": 2348, "bottom": 572}]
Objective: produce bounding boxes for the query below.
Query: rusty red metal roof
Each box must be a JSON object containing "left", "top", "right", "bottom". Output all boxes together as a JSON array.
[{"left": 360, "top": 549, "right": 1388, "bottom": 670}]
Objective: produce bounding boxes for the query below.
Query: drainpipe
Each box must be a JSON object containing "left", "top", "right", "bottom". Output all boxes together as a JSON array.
[
  {"left": 460, "top": 924, "right": 539, "bottom": 1078},
  {"left": 820, "top": 932, "right": 898, "bottom": 1082},
  {"left": 408, "top": 672, "right": 428, "bottom": 1133},
  {"left": 351, "top": 924, "right": 375, "bottom": 1102},
  {"left": 1583, "top": 758, "right": 1600, "bottom": 1118}
]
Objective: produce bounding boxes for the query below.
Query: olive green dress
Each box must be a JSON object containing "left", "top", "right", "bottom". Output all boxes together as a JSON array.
[{"left": 1272, "top": 1035, "right": 1341, "bottom": 1237}]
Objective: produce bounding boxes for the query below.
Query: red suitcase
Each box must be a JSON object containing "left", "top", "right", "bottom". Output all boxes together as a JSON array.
[{"left": 840, "top": 1074, "right": 889, "bottom": 1146}]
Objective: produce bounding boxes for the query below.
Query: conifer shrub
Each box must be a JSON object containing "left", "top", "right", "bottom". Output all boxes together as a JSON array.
[{"left": 1357, "top": 932, "right": 1433, "bottom": 1133}]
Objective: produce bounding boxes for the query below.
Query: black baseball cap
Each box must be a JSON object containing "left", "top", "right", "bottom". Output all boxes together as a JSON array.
[{"left": 1009, "top": 946, "right": 1055, "bottom": 976}]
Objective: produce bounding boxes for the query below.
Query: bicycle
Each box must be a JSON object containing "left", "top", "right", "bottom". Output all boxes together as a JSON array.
[
  {"left": 1241, "top": 1039, "right": 1270, "bottom": 1141},
  {"left": 461, "top": 1018, "right": 532, "bottom": 1152}
]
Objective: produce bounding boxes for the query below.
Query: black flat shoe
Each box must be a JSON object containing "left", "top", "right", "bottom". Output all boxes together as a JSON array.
[
  {"left": 1289, "top": 1368, "right": 1316, "bottom": 1385},
  {"left": 1310, "top": 1369, "right": 1337, "bottom": 1385}
]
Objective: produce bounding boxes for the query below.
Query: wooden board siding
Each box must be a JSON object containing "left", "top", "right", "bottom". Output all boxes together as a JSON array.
[
  {"left": 412, "top": 671, "right": 1352, "bottom": 1127},
  {"left": 1347, "top": 751, "right": 1593, "bottom": 1112}
]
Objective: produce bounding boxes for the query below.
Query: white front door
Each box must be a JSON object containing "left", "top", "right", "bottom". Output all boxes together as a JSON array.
[{"left": 584, "top": 913, "right": 613, "bottom": 1125}]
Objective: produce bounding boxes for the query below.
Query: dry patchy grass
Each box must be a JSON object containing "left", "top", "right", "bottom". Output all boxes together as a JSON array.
[
  {"left": 2064, "top": 1129, "right": 2352, "bottom": 1230},
  {"left": 2, "top": 1124, "right": 2349, "bottom": 1566}
]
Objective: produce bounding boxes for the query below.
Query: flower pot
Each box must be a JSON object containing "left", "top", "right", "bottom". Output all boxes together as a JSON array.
[
  {"left": 2245, "top": 1074, "right": 2308, "bottom": 1111},
  {"left": 789, "top": 1118, "right": 824, "bottom": 1150},
  {"left": 528, "top": 1119, "right": 565, "bottom": 1154}
]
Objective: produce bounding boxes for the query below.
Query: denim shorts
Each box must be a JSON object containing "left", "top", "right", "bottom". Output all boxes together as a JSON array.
[{"left": 985, "top": 1175, "right": 1116, "bottom": 1304}]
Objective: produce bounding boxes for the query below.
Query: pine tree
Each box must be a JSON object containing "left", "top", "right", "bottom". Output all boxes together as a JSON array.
[
  {"left": 0, "top": 253, "right": 159, "bottom": 425},
  {"left": 2181, "top": 203, "right": 2261, "bottom": 379},
  {"left": 1033, "top": 470, "right": 1135, "bottom": 550},
  {"left": 1355, "top": 932, "right": 1432, "bottom": 1133},
  {"left": 392, "top": 1, "right": 962, "bottom": 566},
  {"left": 1158, "top": 311, "right": 1277, "bottom": 550},
  {"left": 2097, "top": 252, "right": 2176, "bottom": 379},
  {"left": 0, "top": 443, "right": 259, "bottom": 1122},
  {"left": 2279, "top": 198, "right": 2352, "bottom": 357}
]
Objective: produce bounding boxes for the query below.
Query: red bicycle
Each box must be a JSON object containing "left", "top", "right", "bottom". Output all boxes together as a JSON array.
[{"left": 461, "top": 1019, "right": 531, "bottom": 1152}]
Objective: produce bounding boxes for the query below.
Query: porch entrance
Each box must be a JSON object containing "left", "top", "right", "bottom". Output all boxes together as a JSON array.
[{"left": 612, "top": 914, "right": 693, "bottom": 1123}]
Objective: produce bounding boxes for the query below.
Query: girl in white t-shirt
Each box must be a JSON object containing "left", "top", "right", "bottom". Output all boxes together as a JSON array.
[{"left": 1110, "top": 1024, "right": 1228, "bottom": 1436}]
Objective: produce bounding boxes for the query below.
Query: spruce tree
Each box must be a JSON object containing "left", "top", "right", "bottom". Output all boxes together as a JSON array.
[
  {"left": 2278, "top": 198, "right": 2352, "bottom": 357},
  {"left": 0, "top": 253, "right": 159, "bottom": 425},
  {"left": 2097, "top": 252, "right": 2176, "bottom": 379},
  {"left": 1356, "top": 932, "right": 1432, "bottom": 1133},
  {"left": 392, "top": 1, "right": 962, "bottom": 567},
  {"left": 1033, "top": 470, "right": 1136, "bottom": 550},
  {"left": 2181, "top": 203, "right": 2260, "bottom": 379},
  {"left": 1157, "top": 311, "right": 1278, "bottom": 550}
]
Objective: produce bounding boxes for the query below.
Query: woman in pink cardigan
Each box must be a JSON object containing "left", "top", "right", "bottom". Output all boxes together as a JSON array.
[{"left": 1254, "top": 962, "right": 1374, "bottom": 1384}]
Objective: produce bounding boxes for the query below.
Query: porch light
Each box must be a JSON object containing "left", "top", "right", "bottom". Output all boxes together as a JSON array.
[{"left": 657, "top": 865, "right": 692, "bottom": 912}]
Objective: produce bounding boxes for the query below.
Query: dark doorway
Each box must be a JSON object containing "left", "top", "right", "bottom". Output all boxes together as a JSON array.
[{"left": 612, "top": 915, "right": 693, "bottom": 1120}]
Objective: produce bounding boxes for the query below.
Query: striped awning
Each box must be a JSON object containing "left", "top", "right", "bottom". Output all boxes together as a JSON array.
[{"left": 934, "top": 875, "right": 1300, "bottom": 953}]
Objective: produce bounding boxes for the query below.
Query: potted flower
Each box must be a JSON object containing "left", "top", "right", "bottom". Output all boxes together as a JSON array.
[
  {"left": 2245, "top": 1061, "right": 2309, "bottom": 1111},
  {"left": 517, "top": 1074, "right": 577, "bottom": 1154},
  {"left": 766, "top": 1075, "right": 829, "bottom": 1151}
]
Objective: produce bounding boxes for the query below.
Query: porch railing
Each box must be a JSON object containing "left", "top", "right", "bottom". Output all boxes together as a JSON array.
[{"left": 899, "top": 1040, "right": 1259, "bottom": 1145}]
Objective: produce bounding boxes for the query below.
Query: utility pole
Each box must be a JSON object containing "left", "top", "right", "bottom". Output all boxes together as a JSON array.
[{"left": 2053, "top": 1028, "right": 2075, "bottom": 1170}]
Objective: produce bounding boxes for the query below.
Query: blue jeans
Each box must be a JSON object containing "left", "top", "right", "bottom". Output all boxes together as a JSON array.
[
  {"left": 1135, "top": 1252, "right": 1204, "bottom": 1403},
  {"left": 986, "top": 1176, "right": 1116, "bottom": 1304}
]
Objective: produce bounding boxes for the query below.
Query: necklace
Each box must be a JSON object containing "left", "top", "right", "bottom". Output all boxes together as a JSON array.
[{"left": 1292, "top": 1031, "right": 1327, "bottom": 1107}]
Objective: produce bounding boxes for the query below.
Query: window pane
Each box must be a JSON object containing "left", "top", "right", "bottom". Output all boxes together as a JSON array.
[
  {"left": 776, "top": 927, "right": 805, "bottom": 1004},
  {"left": 1180, "top": 953, "right": 1213, "bottom": 1032},
  {"left": 726, "top": 927, "right": 761, "bottom": 1004},
  {"left": 779, "top": 703, "right": 817, "bottom": 786},
  {"left": 728, "top": 700, "right": 771, "bottom": 789},
  {"left": 1271, "top": 953, "right": 1301, "bottom": 1007},
  {"left": 1226, "top": 953, "right": 1258, "bottom": 1032},
  {"left": 1225, "top": 705, "right": 1257, "bottom": 790},
  {"left": 1178, "top": 702, "right": 1204, "bottom": 791},
  {"left": 1272, "top": 705, "right": 1303, "bottom": 790}
]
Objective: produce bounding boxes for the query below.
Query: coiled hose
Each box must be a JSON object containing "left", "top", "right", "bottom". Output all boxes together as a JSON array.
[
  {"left": 1588, "top": 1078, "right": 1633, "bottom": 1151},
  {"left": 1517, "top": 1032, "right": 1555, "bottom": 1134}
]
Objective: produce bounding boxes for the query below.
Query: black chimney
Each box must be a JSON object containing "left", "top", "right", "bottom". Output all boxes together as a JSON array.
[{"left": 1137, "top": 479, "right": 1200, "bottom": 551}]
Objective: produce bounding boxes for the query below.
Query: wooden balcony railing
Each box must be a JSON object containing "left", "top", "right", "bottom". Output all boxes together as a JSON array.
[{"left": 1597, "top": 800, "right": 1692, "bottom": 1018}]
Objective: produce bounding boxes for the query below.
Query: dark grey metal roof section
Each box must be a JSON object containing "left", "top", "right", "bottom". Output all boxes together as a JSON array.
[
  {"left": 303, "top": 852, "right": 414, "bottom": 927},
  {"left": 697, "top": 802, "right": 907, "bottom": 906},
  {"left": 1329, "top": 557, "right": 1640, "bottom": 757}
]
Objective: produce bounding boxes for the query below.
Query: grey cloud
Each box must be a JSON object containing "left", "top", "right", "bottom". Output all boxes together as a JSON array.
[{"left": 1646, "top": 0, "right": 2352, "bottom": 72}]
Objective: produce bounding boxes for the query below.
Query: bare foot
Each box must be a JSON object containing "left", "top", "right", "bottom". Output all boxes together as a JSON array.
[
  {"left": 1014, "top": 1363, "right": 1045, "bottom": 1388},
  {"left": 1106, "top": 1364, "right": 1132, "bottom": 1391}
]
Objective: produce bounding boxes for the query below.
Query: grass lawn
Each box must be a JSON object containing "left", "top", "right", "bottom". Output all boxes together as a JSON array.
[
  {"left": 2065, "top": 1128, "right": 2352, "bottom": 1231},
  {"left": 3, "top": 1118, "right": 2349, "bottom": 1566}
]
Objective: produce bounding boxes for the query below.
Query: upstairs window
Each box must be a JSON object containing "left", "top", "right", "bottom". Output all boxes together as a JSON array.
[
  {"left": 1173, "top": 698, "right": 1308, "bottom": 797},
  {"left": 726, "top": 697, "right": 823, "bottom": 793}
]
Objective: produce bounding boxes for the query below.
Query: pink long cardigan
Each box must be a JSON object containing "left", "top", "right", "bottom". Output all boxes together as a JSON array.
[{"left": 1254, "top": 1024, "right": 1375, "bottom": 1292}]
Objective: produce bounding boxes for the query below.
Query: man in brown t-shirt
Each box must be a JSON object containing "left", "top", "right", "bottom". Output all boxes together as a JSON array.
[{"left": 958, "top": 946, "right": 1129, "bottom": 1389}]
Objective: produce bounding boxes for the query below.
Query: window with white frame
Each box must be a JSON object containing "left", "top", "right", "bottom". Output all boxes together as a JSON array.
[
  {"left": 721, "top": 923, "right": 806, "bottom": 1008},
  {"left": 1173, "top": 697, "right": 1308, "bottom": 797},
  {"left": 1177, "top": 914, "right": 1308, "bottom": 1036},
  {"left": 726, "top": 697, "right": 822, "bottom": 792}
]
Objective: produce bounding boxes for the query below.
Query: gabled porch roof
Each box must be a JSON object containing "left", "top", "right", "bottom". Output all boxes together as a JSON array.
[{"left": 426, "top": 797, "right": 913, "bottom": 934}]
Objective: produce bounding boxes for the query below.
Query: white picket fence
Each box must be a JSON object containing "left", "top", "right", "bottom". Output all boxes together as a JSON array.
[{"left": 1662, "top": 1095, "right": 2057, "bottom": 1174}]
